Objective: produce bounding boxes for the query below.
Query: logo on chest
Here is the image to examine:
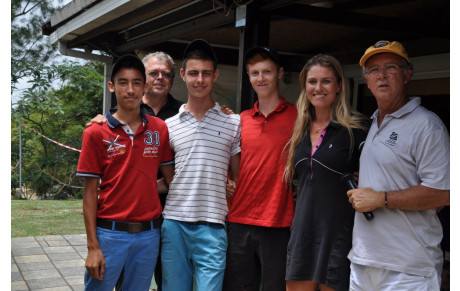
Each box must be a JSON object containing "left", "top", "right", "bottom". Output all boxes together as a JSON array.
[
  {"left": 103, "top": 135, "right": 126, "bottom": 158},
  {"left": 143, "top": 130, "right": 160, "bottom": 158},
  {"left": 385, "top": 131, "right": 398, "bottom": 146}
]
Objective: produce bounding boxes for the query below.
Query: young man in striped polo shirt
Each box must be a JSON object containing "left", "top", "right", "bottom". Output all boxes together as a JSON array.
[{"left": 160, "top": 39, "right": 241, "bottom": 290}]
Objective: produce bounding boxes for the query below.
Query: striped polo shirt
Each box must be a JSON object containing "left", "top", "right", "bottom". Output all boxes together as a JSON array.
[{"left": 163, "top": 102, "right": 241, "bottom": 225}]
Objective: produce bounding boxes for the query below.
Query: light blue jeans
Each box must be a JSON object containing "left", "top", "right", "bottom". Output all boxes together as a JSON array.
[
  {"left": 84, "top": 226, "right": 160, "bottom": 291},
  {"left": 161, "top": 219, "right": 227, "bottom": 291}
]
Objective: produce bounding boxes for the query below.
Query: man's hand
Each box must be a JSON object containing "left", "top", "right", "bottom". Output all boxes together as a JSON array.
[
  {"left": 85, "top": 114, "right": 107, "bottom": 128},
  {"left": 347, "top": 187, "right": 384, "bottom": 212},
  {"left": 157, "top": 177, "right": 168, "bottom": 194},
  {"left": 221, "top": 105, "right": 235, "bottom": 115},
  {"left": 85, "top": 248, "right": 106, "bottom": 280},
  {"left": 226, "top": 179, "right": 236, "bottom": 198}
]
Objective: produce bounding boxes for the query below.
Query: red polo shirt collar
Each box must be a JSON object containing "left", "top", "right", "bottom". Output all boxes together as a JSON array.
[{"left": 250, "top": 97, "right": 290, "bottom": 117}]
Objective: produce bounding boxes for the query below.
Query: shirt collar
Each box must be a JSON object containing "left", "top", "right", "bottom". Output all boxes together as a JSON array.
[
  {"left": 106, "top": 108, "right": 148, "bottom": 129},
  {"left": 140, "top": 94, "right": 171, "bottom": 111},
  {"left": 179, "top": 102, "right": 220, "bottom": 118},
  {"left": 163, "top": 94, "right": 180, "bottom": 110},
  {"left": 371, "top": 97, "right": 421, "bottom": 120},
  {"left": 250, "top": 97, "right": 290, "bottom": 117}
]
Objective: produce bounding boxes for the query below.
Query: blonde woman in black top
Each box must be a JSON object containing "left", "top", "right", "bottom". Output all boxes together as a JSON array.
[{"left": 284, "top": 54, "right": 368, "bottom": 291}]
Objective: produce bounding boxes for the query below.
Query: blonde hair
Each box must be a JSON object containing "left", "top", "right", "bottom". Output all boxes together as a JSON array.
[{"left": 283, "top": 54, "right": 368, "bottom": 182}]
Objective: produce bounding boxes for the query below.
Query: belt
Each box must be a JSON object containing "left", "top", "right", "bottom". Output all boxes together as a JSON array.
[
  {"left": 182, "top": 221, "right": 223, "bottom": 227},
  {"left": 96, "top": 217, "right": 163, "bottom": 233}
]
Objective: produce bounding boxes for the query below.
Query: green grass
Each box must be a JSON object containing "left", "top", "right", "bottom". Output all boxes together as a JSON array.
[{"left": 11, "top": 200, "right": 85, "bottom": 238}]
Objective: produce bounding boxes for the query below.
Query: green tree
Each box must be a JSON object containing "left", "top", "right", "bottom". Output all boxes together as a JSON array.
[
  {"left": 12, "top": 61, "right": 104, "bottom": 198},
  {"left": 11, "top": 0, "right": 64, "bottom": 92},
  {"left": 11, "top": 0, "right": 105, "bottom": 199}
]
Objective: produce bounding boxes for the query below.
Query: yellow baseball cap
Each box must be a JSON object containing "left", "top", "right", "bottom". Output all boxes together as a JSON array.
[{"left": 359, "top": 40, "right": 410, "bottom": 67}]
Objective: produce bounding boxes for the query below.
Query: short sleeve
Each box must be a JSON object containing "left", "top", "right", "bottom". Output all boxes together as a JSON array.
[{"left": 76, "top": 128, "right": 102, "bottom": 178}]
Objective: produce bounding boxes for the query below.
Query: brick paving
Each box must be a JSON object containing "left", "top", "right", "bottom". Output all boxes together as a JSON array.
[
  {"left": 11, "top": 235, "right": 87, "bottom": 291},
  {"left": 11, "top": 234, "right": 160, "bottom": 291}
]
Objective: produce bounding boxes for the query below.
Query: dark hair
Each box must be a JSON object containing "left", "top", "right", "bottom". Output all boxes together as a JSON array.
[
  {"left": 111, "top": 54, "right": 146, "bottom": 83},
  {"left": 182, "top": 49, "right": 217, "bottom": 70},
  {"left": 182, "top": 39, "right": 218, "bottom": 71}
]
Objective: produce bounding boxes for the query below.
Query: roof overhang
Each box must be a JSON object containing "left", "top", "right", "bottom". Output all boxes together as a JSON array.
[{"left": 43, "top": 0, "right": 450, "bottom": 68}]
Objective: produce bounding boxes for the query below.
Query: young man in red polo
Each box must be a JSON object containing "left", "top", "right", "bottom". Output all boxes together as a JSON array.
[
  {"left": 224, "top": 47, "right": 297, "bottom": 291},
  {"left": 77, "top": 54, "right": 174, "bottom": 290}
]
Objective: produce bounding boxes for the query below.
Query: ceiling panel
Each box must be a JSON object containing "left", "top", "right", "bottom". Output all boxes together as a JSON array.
[{"left": 44, "top": 0, "right": 450, "bottom": 68}]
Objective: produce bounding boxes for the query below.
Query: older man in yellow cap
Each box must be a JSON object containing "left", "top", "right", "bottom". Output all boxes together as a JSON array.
[{"left": 346, "top": 40, "right": 450, "bottom": 290}]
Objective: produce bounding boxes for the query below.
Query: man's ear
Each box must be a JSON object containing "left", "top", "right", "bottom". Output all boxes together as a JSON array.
[
  {"left": 403, "top": 68, "right": 413, "bottom": 85},
  {"left": 364, "top": 76, "right": 370, "bottom": 89},
  {"left": 180, "top": 68, "right": 186, "bottom": 81},
  {"left": 278, "top": 67, "right": 284, "bottom": 80},
  {"left": 107, "top": 81, "right": 115, "bottom": 93},
  {"left": 213, "top": 69, "right": 220, "bottom": 82}
]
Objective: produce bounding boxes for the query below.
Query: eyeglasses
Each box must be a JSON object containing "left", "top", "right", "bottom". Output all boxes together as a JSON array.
[
  {"left": 365, "top": 64, "right": 405, "bottom": 77},
  {"left": 148, "top": 71, "right": 173, "bottom": 79}
]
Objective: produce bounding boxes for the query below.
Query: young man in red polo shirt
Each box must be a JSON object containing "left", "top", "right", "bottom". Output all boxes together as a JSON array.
[
  {"left": 224, "top": 47, "right": 297, "bottom": 291},
  {"left": 77, "top": 54, "right": 174, "bottom": 291}
]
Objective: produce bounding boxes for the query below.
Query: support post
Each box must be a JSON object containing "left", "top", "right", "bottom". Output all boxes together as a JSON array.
[{"left": 236, "top": 3, "right": 270, "bottom": 112}]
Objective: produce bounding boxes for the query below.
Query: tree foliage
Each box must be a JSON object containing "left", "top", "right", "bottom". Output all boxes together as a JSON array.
[
  {"left": 11, "top": 0, "right": 64, "bottom": 90},
  {"left": 12, "top": 61, "right": 104, "bottom": 198},
  {"left": 11, "top": 0, "right": 105, "bottom": 199}
]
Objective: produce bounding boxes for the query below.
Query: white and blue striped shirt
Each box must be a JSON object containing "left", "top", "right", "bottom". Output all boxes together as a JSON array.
[{"left": 163, "top": 102, "right": 241, "bottom": 225}]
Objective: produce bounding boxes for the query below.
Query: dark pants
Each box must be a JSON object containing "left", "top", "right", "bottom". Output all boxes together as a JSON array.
[{"left": 223, "top": 222, "right": 290, "bottom": 291}]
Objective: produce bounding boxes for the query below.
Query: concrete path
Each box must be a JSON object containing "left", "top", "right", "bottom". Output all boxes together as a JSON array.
[
  {"left": 11, "top": 234, "right": 87, "bottom": 291},
  {"left": 12, "top": 234, "right": 449, "bottom": 290}
]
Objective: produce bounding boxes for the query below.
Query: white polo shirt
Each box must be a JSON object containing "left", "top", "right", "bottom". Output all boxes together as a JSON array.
[
  {"left": 163, "top": 102, "right": 241, "bottom": 225},
  {"left": 348, "top": 97, "right": 449, "bottom": 278}
]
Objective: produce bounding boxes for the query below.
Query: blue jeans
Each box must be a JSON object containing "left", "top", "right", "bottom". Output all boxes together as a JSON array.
[
  {"left": 84, "top": 227, "right": 160, "bottom": 291},
  {"left": 161, "top": 219, "right": 227, "bottom": 291}
]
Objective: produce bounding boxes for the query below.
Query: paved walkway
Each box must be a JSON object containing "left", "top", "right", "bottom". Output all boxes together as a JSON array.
[
  {"left": 12, "top": 234, "right": 450, "bottom": 290},
  {"left": 11, "top": 234, "right": 88, "bottom": 291}
]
